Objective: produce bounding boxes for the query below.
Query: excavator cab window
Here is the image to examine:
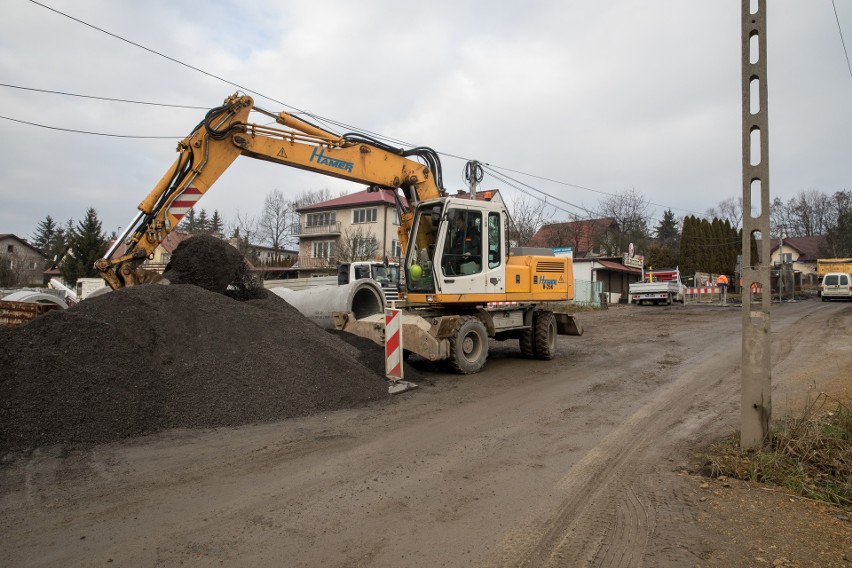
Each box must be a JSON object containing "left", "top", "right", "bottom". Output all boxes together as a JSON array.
[
  {"left": 441, "top": 209, "right": 482, "bottom": 277},
  {"left": 405, "top": 207, "right": 440, "bottom": 294}
]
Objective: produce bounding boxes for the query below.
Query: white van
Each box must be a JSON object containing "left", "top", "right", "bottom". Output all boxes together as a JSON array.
[{"left": 819, "top": 272, "right": 852, "bottom": 301}]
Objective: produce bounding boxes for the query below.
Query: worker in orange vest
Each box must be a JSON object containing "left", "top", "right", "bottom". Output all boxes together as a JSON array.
[{"left": 716, "top": 274, "right": 729, "bottom": 305}]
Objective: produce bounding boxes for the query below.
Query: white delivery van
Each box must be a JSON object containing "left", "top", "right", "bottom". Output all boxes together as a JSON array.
[{"left": 819, "top": 272, "right": 852, "bottom": 301}]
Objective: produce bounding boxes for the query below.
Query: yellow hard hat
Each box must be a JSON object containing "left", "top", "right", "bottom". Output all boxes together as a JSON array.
[{"left": 409, "top": 264, "right": 423, "bottom": 279}]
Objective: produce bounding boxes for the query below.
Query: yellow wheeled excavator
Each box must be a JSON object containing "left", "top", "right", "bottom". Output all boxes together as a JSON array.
[{"left": 96, "top": 93, "right": 582, "bottom": 374}]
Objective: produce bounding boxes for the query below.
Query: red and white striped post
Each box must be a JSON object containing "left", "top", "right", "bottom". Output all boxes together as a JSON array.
[{"left": 385, "top": 308, "right": 403, "bottom": 381}]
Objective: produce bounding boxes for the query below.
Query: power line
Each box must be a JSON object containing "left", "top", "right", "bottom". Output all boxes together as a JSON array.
[
  {"left": 832, "top": 0, "right": 852, "bottom": 80},
  {"left": 0, "top": 82, "right": 209, "bottom": 109},
  {"left": 0, "top": 115, "right": 181, "bottom": 138},
  {"left": 26, "top": 0, "right": 710, "bottom": 218}
]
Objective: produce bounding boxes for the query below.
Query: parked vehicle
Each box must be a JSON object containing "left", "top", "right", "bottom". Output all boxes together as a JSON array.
[
  {"left": 819, "top": 272, "right": 852, "bottom": 301},
  {"left": 629, "top": 268, "right": 685, "bottom": 305},
  {"left": 817, "top": 259, "right": 852, "bottom": 280}
]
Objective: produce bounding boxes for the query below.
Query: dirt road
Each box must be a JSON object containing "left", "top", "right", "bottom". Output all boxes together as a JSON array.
[{"left": 1, "top": 299, "right": 850, "bottom": 567}]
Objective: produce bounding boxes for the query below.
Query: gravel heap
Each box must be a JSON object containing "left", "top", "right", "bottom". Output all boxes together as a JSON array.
[
  {"left": 162, "top": 234, "right": 259, "bottom": 299},
  {"left": 0, "top": 236, "right": 399, "bottom": 455}
]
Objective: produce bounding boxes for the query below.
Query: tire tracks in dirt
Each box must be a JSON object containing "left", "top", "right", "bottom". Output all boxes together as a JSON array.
[{"left": 483, "top": 321, "right": 742, "bottom": 567}]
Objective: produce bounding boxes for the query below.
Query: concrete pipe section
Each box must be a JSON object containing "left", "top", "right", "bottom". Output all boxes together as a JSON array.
[
  {"left": 269, "top": 278, "right": 386, "bottom": 329},
  {"left": 2, "top": 291, "right": 69, "bottom": 309}
]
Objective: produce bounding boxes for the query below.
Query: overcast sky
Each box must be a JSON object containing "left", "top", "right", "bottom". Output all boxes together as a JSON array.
[{"left": 1, "top": 0, "right": 850, "bottom": 241}]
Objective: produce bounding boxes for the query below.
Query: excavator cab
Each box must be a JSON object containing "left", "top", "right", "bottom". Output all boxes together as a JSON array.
[{"left": 403, "top": 196, "right": 509, "bottom": 303}]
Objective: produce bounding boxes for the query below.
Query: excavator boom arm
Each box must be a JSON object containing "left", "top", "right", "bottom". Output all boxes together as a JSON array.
[{"left": 97, "top": 94, "right": 443, "bottom": 289}]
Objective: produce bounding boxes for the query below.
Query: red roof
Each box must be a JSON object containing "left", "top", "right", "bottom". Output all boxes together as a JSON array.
[
  {"left": 528, "top": 218, "right": 618, "bottom": 253},
  {"left": 596, "top": 260, "right": 642, "bottom": 274},
  {"left": 297, "top": 188, "right": 403, "bottom": 212}
]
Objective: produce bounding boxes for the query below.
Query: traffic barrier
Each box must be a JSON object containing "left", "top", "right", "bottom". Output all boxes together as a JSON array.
[
  {"left": 385, "top": 308, "right": 403, "bottom": 381},
  {"left": 684, "top": 287, "right": 721, "bottom": 304}
]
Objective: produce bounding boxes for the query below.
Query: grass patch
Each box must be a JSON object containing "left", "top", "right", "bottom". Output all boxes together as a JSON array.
[{"left": 702, "top": 393, "right": 852, "bottom": 509}]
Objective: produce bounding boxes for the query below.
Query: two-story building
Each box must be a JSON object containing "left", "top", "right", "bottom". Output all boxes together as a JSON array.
[
  {"left": 293, "top": 189, "right": 404, "bottom": 277},
  {"left": 0, "top": 234, "right": 49, "bottom": 286}
]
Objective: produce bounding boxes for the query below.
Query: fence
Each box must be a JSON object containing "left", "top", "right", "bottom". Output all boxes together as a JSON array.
[{"left": 572, "top": 279, "right": 603, "bottom": 307}]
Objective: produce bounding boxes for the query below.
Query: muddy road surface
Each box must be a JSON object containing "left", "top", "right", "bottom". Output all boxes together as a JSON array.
[{"left": 2, "top": 299, "right": 850, "bottom": 567}]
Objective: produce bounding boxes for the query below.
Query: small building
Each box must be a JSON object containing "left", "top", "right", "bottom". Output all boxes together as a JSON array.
[
  {"left": 0, "top": 234, "right": 49, "bottom": 286},
  {"left": 573, "top": 256, "right": 642, "bottom": 304},
  {"left": 757, "top": 235, "right": 825, "bottom": 288}
]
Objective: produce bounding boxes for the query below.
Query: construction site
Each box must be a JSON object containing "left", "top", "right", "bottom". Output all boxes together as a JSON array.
[
  {"left": 1, "top": 231, "right": 851, "bottom": 566},
  {"left": 2, "top": 1, "right": 851, "bottom": 566}
]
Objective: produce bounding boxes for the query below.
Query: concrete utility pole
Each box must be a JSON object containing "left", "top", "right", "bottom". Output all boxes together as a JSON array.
[{"left": 740, "top": 0, "right": 772, "bottom": 448}]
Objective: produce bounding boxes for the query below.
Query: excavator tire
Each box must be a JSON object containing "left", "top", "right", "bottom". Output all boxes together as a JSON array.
[
  {"left": 533, "top": 310, "right": 557, "bottom": 360},
  {"left": 519, "top": 328, "right": 535, "bottom": 358},
  {"left": 449, "top": 316, "right": 489, "bottom": 374}
]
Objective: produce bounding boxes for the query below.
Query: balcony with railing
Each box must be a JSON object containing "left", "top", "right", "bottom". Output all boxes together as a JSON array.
[
  {"left": 291, "top": 222, "right": 342, "bottom": 237},
  {"left": 296, "top": 256, "right": 338, "bottom": 269}
]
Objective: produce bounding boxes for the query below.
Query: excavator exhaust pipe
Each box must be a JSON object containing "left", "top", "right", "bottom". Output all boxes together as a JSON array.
[{"left": 269, "top": 279, "right": 386, "bottom": 329}]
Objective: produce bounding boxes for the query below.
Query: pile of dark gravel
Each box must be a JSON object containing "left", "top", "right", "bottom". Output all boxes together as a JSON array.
[
  {"left": 162, "top": 234, "right": 262, "bottom": 300},
  {"left": 0, "top": 284, "right": 390, "bottom": 455}
]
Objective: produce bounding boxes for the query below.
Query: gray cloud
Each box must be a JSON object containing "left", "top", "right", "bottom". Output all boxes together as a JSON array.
[{"left": 0, "top": 0, "right": 849, "bottom": 240}]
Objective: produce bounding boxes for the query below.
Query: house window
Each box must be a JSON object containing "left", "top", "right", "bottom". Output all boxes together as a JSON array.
[
  {"left": 6, "top": 245, "right": 13, "bottom": 253},
  {"left": 307, "top": 212, "right": 335, "bottom": 227},
  {"left": 391, "top": 240, "right": 401, "bottom": 258},
  {"left": 392, "top": 210, "right": 400, "bottom": 225},
  {"left": 352, "top": 208, "right": 377, "bottom": 224},
  {"left": 313, "top": 240, "right": 336, "bottom": 258}
]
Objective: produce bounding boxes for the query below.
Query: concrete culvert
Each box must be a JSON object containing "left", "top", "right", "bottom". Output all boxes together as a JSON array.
[{"left": 270, "top": 279, "right": 386, "bottom": 329}]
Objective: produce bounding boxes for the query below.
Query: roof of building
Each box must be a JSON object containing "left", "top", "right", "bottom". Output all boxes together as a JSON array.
[
  {"left": 757, "top": 235, "right": 825, "bottom": 262},
  {"left": 594, "top": 259, "right": 642, "bottom": 274},
  {"left": 528, "top": 218, "right": 618, "bottom": 253},
  {"left": 297, "top": 188, "right": 403, "bottom": 212},
  {"left": 0, "top": 234, "right": 47, "bottom": 258}
]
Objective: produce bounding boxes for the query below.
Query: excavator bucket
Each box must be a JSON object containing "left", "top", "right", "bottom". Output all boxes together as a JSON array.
[{"left": 555, "top": 313, "right": 584, "bottom": 336}]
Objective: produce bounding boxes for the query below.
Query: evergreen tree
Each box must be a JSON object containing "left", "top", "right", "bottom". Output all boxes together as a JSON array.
[
  {"left": 60, "top": 208, "right": 108, "bottom": 285},
  {"left": 710, "top": 219, "right": 724, "bottom": 274},
  {"left": 697, "top": 218, "right": 713, "bottom": 274},
  {"left": 47, "top": 223, "right": 71, "bottom": 266},
  {"left": 31, "top": 215, "right": 57, "bottom": 253},
  {"left": 679, "top": 216, "right": 697, "bottom": 279},
  {"left": 182, "top": 208, "right": 197, "bottom": 233},
  {"left": 646, "top": 243, "right": 678, "bottom": 269},
  {"left": 210, "top": 210, "right": 224, "bottom": 237},
  {"left": 196, "top": 209, "right": 209, "bottom": 234},
  {"left": 655, "top": 209, "right": 679, "bottom": 247}
]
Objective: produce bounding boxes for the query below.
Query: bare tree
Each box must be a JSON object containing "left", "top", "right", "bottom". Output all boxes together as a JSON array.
[
  {"left": 290, "top": 188, "right": 337, "bottom": 210},
  {"left": 258, "top": 189, "right": 294, "bottom": 250},
  {"left": 706, "top": 196, "right": 744, "bottom": 229},
  {"left": 226, "top": 209, "right": 260, "bottom": 262},
  {"left": 337, "top": 225, "right": 379, "bottom": 262},
  {"left": 771, "top": 189, "right": 841, "bottom": 238},
  {"left": 597, "top": 188, "right": 652, "bottom": 254},
  {"left": 506, "top": 196, "right": 552, "bottom": 247}
]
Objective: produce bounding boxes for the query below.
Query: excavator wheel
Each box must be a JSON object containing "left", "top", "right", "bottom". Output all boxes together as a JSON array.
[
  {"left": 449, "top": 316, "right": 489, "bottom": 374},
  {"left": 519, "top": 328, "right": 535, "bottom": 358},
  {"left": 533, "top": 310, "right": 557, "bottom": 360}
]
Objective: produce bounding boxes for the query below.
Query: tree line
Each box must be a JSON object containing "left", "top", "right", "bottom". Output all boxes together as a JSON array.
[
  {"left": 11, "top": 186, "right": 850, "bottom": 287},
  {"left": 508, "top": 187, "right": 852, "bottom": 278}
]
